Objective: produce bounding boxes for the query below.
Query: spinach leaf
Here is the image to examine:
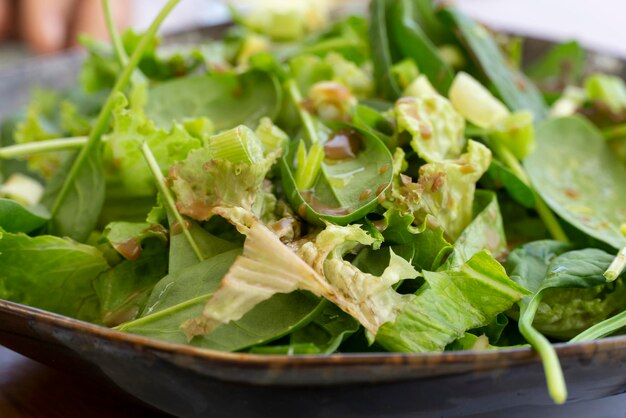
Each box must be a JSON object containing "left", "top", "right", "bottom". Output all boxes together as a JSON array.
[
  {"left": 390, "top": 0, "right": 454, "bottom": 94},
  {"left": 352, "top": 104, "right": 395, "bottom": 149},
  {"left": 280, "top": 126, "right": 394, "bottom": 225},
  {"left": 119, "top": 249, "right": 323, "bottom": 352},
  {"left": 525, "top": 116, "right": 626, "bottom": 249},
  {"left": 369, "top": 0, "right": 402, "bottom": 100},
  {"left": 507, "top": 243, "right": 624, "bottom": 404},
  {"left": 103, "top": 221, "right": 168, "bottom": 261},
  {"left": 376, "top": 250, "right": 529, "bottom": 352},
  {"left": 440, "top": 8, "right": 547, "bottom": 119},
  {"left": 144, "top": 70, "right": 282, "bottom": 131},
  {"left": 0, "top": 198, "right": 50, "bottom": 233},
  {"left": 94, "top": 243, "right": 168, "bottom": 326},
  {"left": 0, "top": 230, "right": 109, "bottom": 321},
  {"left": 443, "top": 190, "right": 507, "bottom": 269}
]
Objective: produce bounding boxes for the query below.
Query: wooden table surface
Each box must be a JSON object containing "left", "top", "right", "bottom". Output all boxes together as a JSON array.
[{"left": 0, "top": 345, "right": 171, "bottom": 418}]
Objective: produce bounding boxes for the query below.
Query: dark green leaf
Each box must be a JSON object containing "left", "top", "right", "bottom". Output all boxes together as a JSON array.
[
  {"left": 440, "top": 8, "right": 547, "bottom": 119},
  {"left": 119, "top": 249, "right": 324, "bottom": 352},
  {"left": 526, "top": 116, "right": 626, "bottom": 249},
  {"left": 486, "top": 159, "right": 535, "bottom": 208},
  {"left": 526, "top": 41, "right": 585, "bottom": 94},
  {"left": 42, "top": 149, "right": 106, "bottom": 242},
  {"left": 94, "top": 244, "right": 168, "bottom": 326},
  {"left": 391, "top": 0, "right": 454, "bottom": 94},
  {"left": 0, "top": 230, "right": 108, "bottom": 321},
  {"left": 369, "top": 0, "right": 402, "bottom": 99},
  {"left": 144, "top": 70, "right": 282, "bottom": 131}
]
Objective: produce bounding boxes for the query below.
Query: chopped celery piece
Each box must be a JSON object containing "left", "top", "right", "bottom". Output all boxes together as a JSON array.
[{"left": 209, "top": 125, "right": 264, "bottom": 164}]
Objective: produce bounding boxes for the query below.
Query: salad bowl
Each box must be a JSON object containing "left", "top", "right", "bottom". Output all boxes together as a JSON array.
[
  {"left": 2, "top": 298, "right": 626, "bottom": 418},
  {"left": 1, "top": 14, "right": 626, "bottom": 418}
]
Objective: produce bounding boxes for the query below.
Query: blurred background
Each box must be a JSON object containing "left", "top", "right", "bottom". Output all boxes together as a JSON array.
[{"left": 0, "top": 0, "right": 625, "bottom": 58}]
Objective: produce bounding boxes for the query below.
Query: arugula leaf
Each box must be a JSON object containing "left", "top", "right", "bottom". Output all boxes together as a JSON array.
[
  {"left": 0, "top": 230, "right": 109, "bottom": 321},
  {"left": 376, "top": 251, "right": 529, "bottom": 352},
  {"left": 144, "top": 70, "right": 282, "bottom": 131}
]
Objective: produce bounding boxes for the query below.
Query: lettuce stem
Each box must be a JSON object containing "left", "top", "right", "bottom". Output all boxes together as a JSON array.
[
  {"left": 50, "top": 0, "right": 180, "bottom": 218},
  {"left": 140, "top": 142, "right": 204, "bottom": 262},
  {"left": 518, "top": 295, "right": 567, "bottom": 404},
  {"left": 489, "top": 140, "right": 569, "bottom": 243}
]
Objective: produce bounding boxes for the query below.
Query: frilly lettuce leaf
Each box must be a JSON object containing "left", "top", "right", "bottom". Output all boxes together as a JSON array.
[
  {"left": 395, "top": 94, "right": 465, "bottom": 163},
  {"left": 170, "top": 148, "right": 280, "bottom": 222},
  {"left": 386, "top": 141, "right": 492, "bottom": 241},
  {"left": 107, "top": 92, "right": 202, "bottom": 196},
  {"left": 376, "top": 251, "right": 529, "bottom": 352},
  {"left": 182, "top": 221, "right": 419, "bottom": 339}
]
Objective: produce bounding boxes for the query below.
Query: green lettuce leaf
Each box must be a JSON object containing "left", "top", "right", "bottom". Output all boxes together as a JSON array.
[
  {"left": 102, "top": 221, "right": 168, "bottom": 261},
  {"left": 376, "top": 251, "right": 529, "bottom": 352},
  {"left": 395, "top": 93, "right": 465, "bottom": 163}
]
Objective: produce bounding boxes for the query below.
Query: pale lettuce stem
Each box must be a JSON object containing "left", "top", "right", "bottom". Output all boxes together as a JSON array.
[
  {"left": 518, "top": 295, "right": 568, "bottom": 405},
  {"left": 286, "top": 79, "right": 321, "bottom": 145},
  {"left": 570, "top": 309, "right": 626, "bottom": 342},
  {"left": 0, "top": 137, "right": 89, "bottom": 159},
  {"left": 490, "top": 140, "right": 569, "bottom": 243},
  {"left": 140, "top": 142, "right": 204, "bottom": 262},
  {"left": 50, "top": 0, "right": 180, "bottom": 218},
  {"left": 604, "top": 246, "right": 626, "bottom": 282}
]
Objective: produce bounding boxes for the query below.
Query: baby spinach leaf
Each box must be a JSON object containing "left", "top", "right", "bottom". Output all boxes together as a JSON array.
[
  {"left": 390, "top": 0, "right": 454, "bottom": 94},
  {"left": 443, "top": 190, "right": 507, "bottom": 269},
  {"left": 94, "top": 244, "right": 168, "bottom": 327},
  {"left": 119, "top": 249, "right": 323, "bottom": 352},
  {"left": 440, "top": 8, "right": 547, "bottom": 119},
  {"left": 508, "top": 243, "right": 623, "bottom": 403},
  {"left": 281, "top": 126, "right": 394, "bottom": 225},
  {"left": 376, "top": 251, "right": 529, "bottom": 352},
  {"left": 525, "top": 116, "right": 626, "bottom": 249},
  {"left": 0, "top": 198, "right": 50, "bottom": 233},
  {"left": 369, "top": 0, "right": 402, "bottom": 100},
  {"left": 0, "top": 230, "right": 109, "bottom": 321},
  {"left": 144, "top": 70, "right": 282, "bottom": 131},
  {"left": 103, "top": 221, "right": 168, "bottom": 261}
]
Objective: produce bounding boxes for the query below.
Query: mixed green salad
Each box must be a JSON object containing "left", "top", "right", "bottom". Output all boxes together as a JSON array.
[{"left": 1, "top": 0, "right": 625, "bottom": 405}]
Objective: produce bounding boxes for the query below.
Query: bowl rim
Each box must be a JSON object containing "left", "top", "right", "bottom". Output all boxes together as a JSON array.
[{"left": 2, "top": 297, "right": 624, "bottom": 370}]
